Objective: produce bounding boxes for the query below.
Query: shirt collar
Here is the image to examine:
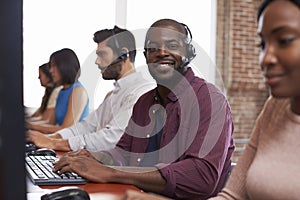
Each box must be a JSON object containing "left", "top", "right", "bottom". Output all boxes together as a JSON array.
[
  {"left": 168, "top": 67, "right": 195, "bottom": 101},
  {"left": 113, "top": 71, "right": 140, "bottom": 93},
  {"left": 152, "top": 68, "right": 196, "bottom": 103}
]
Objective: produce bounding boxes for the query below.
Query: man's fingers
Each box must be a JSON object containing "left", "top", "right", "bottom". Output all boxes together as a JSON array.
[
  {"left": 55, "top": 165, "right": 72, "bottom": 174},
  {"left": 53, "top": 157, "right": 70, "bottom": 172}
]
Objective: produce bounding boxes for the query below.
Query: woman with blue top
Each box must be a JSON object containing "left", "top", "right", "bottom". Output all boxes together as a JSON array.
[{"left": 28, "top": 48, "right": 89, "bottom": 134}]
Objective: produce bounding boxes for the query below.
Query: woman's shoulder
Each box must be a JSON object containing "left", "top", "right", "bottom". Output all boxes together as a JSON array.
[
  {"left": 52, "top": 85, "right": 62, "bottom": 94},
  {"left": 58, "top": 82, "right": 86, "bottom": 96},
  {"left": 71, "top": 83, "right": 87, "bottom": 94},
  {"left": 65, "top": 81, "right": 86, "bottom": 91},
  {"left": 263, "top": 96, "right": 289, "bottom": 112},
  {"left": 70, "top": 82, "right": 89, "bottom": 99},
  {"left": 72, "top": 81, "right": 83, "bottom": 87},
  {"left": 257, "top": 96, "right": 290, "bottom": 127}
]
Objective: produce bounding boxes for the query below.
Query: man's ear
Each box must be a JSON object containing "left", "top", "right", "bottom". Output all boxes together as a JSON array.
[{"left": 119, "top": 48, "right": 129, "bottom": 61}]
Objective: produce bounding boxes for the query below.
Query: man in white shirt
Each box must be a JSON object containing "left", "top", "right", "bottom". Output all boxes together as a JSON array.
[{"left": 27, "top": 26, "right": 154, "bottom": 151}]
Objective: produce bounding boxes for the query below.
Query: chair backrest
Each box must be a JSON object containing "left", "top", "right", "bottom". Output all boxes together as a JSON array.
[
  {"left": 224, "top": 162, "right": 236, "bottom": 187},
  {"left": 230, "top": 162, "right": 236, "bottom": 174}
]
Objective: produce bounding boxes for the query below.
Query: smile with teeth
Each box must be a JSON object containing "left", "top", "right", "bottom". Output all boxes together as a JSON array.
[
  {"left": 156, "top": 61, "right": 175, "bottom": 68},
  {"left": 158, "top": 63, "right": 174, "bottom": 67}
]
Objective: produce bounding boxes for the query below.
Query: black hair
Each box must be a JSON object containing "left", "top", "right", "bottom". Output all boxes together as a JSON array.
[
  {"left": 39, "top": 62, "right": 52, "bottom": 82},
  {"left": 93, "top": 25, "right": 136, "bottom": 63},
  {"left": 145, "top": 19, "right": 189, "bottom": 46},
  {"left": 38, "top": 63, "right": 55, "bottom": 114},
  {"left": 258, "top": 0, "right": 300, "bottom": 21},
  {"left": 49, "top": 48, "right": 81, "bottom": 85},
  {"left": 150, "top": 19, "right": 187, "bottom": 36}
]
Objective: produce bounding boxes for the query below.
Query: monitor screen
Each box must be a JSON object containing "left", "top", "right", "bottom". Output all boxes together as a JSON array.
[{"left": 0, "top": 0, "right": 27, "bottom": 199}]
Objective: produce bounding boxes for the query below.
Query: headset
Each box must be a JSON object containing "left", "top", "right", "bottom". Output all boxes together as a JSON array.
[
  {"left": 180, "top": 23, "right": 196, "bottom": 67},
  {"left": 111, "top": 28, "right": 128, "bottom": 62},
  {"left": 99, "top": 28, "right": 129, "bottom": 72},
  {"left": 144, "top": 23, "right": 196, "bottom": 67}
]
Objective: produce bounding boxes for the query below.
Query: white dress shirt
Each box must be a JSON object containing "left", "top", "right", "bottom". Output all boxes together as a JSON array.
[{"left": 57, "top": 71, "right": 155, "bottom": 151}]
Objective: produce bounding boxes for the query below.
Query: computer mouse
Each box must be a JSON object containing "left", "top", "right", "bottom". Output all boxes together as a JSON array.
[
  {"left": 41, "top": 188, "right": 90, "bottom": 200},
  {"left": 25, "top": 142, "right": 36, "bottom": 152},
  {"left": 29, "top": 148, "right": 56, "bottom": 157}
]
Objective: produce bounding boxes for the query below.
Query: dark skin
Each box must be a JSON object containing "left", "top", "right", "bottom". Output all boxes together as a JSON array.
[
  {"left": 258, "top": 0, "right": 300, "bottom": 114},
  {"left": 53, "top": 22, "right": 189, "bottom": 194},
  {"left": 145, "top": 25, "right": 189, "bottom": 105},
  {"left": 122, "top": 2, "right": 300, "bottom": 199},
  {"left": 53, "top": 150, "right": 165, "bottom": 193}
]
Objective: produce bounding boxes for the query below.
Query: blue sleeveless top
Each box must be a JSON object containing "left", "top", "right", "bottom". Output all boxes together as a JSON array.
[{"left": 55, "top": 82, "right": 89, "bottom": 125}]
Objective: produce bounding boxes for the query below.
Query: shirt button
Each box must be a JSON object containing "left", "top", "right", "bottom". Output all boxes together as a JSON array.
[
  {"left": 152, "top": 109, "right": 156, "bottom": 114},
  {"left": 137, "top": 158, "right": 141, "bottom": 162}
]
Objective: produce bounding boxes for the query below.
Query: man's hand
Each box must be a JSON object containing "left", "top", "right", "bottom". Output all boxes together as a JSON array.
[
  {"left": 53, "top": 150, "right": 166, "bottom": 194},
  {"left": 26, "top": 129, "right": 54, "bottom": 149},
  {"left": 52, "top": 154, "right": 115, "bottom": 183},
  {"left": 62, "top": 149, "right": 93, "bottom": 157},
  {"left": 27, "top": 130, "right": 71, "bottom": 151},
  {"left": 62, "top": 149, "right": 114, "bottom": 165}
]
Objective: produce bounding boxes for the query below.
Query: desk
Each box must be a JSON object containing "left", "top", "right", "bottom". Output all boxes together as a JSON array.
[
  {"left": 27, "top": 151, "right": 141, "bottom": 200},
  {"left": 27, "top": 178, "right": 141, "bottom": 200},
  {"left": 40, "top": 182, "right": 140, "bottom": 194}
]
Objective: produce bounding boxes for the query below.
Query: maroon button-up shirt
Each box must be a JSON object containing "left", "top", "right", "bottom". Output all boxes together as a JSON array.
[{"left": 107, "top": 68, "right": 234, "bottom": 199}]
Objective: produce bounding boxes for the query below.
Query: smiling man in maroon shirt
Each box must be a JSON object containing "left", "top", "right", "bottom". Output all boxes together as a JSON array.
[{"left": 53, "top": 19, "right": 235, "bottom": 200}]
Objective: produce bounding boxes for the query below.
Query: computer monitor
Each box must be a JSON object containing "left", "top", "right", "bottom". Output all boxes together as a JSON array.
[{"left": 0, "top": 0, "right": 26, "bottom": 199}]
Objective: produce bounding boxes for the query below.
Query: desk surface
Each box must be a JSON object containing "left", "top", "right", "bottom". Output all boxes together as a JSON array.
[
  {"left": 27, "top": 151, "right": 141, "bottom": 200},
  {"left": 40, "top": 182, "right": 140, "bottom": 194},
  {"left": 27, "top": 178, "right": 141, "bottom": 200}
]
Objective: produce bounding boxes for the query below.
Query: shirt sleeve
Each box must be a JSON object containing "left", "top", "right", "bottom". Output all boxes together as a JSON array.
[
  {"left": 209, "top": 98, "right": 270, "bottom": 200},
  {"left": 158, "top": 88, "right": 235, "bottom": 199},
  {"left": 47, "top": 86, "right": 62, "bottom": 108},
  {"left": 57, "top": 106, "right": 120, "bottom": 151},
  {"left": 57, "top": 110, "right": 99, "bottom": 150},
  {"left": 68, "top": 126, "right": 125, "bottom": 151},
  {"left": 59, "top": 90, "right": 140, "bottom": 152}
]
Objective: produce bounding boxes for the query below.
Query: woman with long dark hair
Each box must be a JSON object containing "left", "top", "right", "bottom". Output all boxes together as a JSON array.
[
  {"left": 29, "top": 63, "right": 61, "bottom": 124},
  {"left": 28, "top": 48, "right": 89, "bottom": 134}
]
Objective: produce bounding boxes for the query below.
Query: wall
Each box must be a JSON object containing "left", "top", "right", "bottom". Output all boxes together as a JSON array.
[{"left": 216, "top": 0, "right": 269, "bottom": 162}]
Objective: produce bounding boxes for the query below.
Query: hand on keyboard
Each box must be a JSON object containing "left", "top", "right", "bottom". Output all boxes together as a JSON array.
[{"left": 25, "top": 155, "right": 86, "bottom": 185}]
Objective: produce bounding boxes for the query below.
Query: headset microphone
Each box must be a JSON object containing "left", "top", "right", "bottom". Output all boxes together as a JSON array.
[
  {"left": 108, "top": 57, "right": 124, "bottom": 67},
  {"left": 181, "top": 56, "right": 189, "bottom": 67},
  {"left": 98, "top": 57, "right": 124, "bottom": 72},
  {"left": 99, "top": 27, "right": 129, "bottom": 73}
]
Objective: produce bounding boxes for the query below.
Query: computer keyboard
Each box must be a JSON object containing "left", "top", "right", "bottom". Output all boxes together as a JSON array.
[{"left": 25, "top": 155, "right": 87, "bottom": 185}]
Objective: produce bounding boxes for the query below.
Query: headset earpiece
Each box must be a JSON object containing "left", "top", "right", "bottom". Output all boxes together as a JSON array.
[
  {"left": 186, "top": 43, "right": 196, "bottom": 63},
  {"left": 119, "top": 49, "right": 128, "bottom": 61},
  {"left": 181, "top": 23, "right": 196, "bottom": 66}
]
